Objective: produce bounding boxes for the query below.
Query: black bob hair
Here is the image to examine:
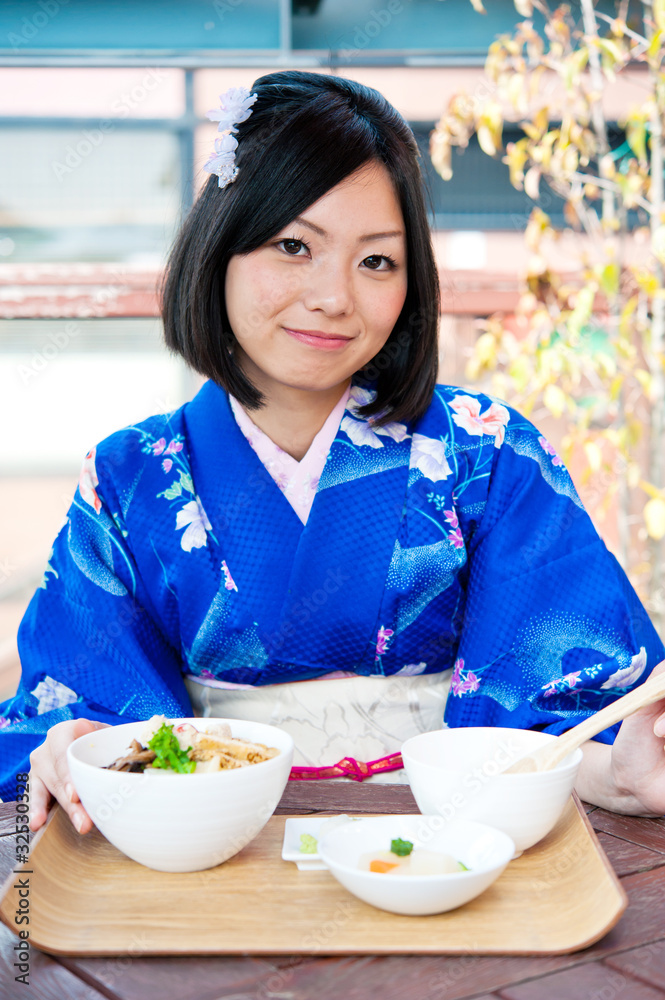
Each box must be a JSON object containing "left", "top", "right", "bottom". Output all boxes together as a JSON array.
[{"left": 161, "top": 70, "right": 441, "bottom": 426}]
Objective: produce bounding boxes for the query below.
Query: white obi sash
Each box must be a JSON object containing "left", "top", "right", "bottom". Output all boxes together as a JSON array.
[{"left": 184, "top": 670, "right": 453, "bottom": 784}]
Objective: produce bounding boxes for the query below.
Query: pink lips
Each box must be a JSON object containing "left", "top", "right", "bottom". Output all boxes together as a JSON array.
[{"left": 283, "top": 327, "right": 352, "bottom": 351}]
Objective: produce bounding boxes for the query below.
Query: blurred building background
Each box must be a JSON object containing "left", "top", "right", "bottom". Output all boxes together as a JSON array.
[{"left": 0, "top": 0, "right": 635, "bottom": 699}]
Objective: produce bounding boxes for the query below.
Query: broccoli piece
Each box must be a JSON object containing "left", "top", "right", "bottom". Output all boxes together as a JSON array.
[{"left": 390, "top": 837, "right": 414, "bottom": 856}]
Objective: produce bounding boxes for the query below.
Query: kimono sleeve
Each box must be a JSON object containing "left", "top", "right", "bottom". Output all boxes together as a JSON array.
[
  {"left": 444, "top": 419, "right": 665, "bottom": 742},
  {"left": 0, "top": 446, "right": 192, "bottom": 801}
]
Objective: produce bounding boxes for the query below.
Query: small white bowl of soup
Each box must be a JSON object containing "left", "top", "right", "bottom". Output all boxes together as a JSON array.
[
  {"left": 318, "top": 815, "right": 514, "bottom": 916},
  {"left": 402, "top": 727, "right": 583, "bottom": 855},
  {"left": 67, "top": 716, "right": 294, "bottom": 872}
]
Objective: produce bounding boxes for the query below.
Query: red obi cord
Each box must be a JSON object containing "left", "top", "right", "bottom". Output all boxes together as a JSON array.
[{"left": 288, "top": 752, "right": 404, "bottom": 782}]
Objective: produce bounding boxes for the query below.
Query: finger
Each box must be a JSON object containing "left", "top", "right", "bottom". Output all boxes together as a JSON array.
[
  {"left": 31, "top": 719, "right": 107, "bottom": 835},
  {"left": 64, "top": 780, "right": 80, "bottom": 804},
  {"left": 654, "top": 711, "right": 665, "bottom": 738},
  {"left": 28, "top": 771, "right": 52, "bottom": 832},
  {"left": 29, "top": 749, "right": 78, "bottom": 831},
  {"left": 50, "top": 720, "right": 104, "bottom": 834}
]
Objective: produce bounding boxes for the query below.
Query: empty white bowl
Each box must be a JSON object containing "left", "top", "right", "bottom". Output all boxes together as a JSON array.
[
  {"left": 401, "top": 727, "right": 583, "bottom": 854},
  {"left": 67, "top": 717, "right": 294, "bottom": 872},
  {"left": 318, "top": 814, "right": 515, "bottom": 916}
]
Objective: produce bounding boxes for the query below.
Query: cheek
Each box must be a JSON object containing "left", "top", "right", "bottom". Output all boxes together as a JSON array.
[
  {"left": 366, "top": 283, "right": 407, "bottom": 336},
  {"left": 247, "top": 266, "right": 298, "bottom": 324}
]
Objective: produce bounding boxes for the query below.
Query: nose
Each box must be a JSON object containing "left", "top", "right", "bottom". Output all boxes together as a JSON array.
[{"left": 301, "top": 260, "right": 355, "bottom": 317}]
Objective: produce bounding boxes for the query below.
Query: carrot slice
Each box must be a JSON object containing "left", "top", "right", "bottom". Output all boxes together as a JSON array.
[{"left": 369, "top": 859, "right": 400, "bottom": 873}]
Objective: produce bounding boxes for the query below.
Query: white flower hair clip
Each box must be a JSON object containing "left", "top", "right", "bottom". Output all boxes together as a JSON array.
[{"left": 203, "top": 85, "right": 258, "bottom": 189}]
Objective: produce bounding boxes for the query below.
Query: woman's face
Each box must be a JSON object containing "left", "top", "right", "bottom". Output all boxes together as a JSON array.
[{"left": 224, "top": 160, "right": 408, "bottom": 400}]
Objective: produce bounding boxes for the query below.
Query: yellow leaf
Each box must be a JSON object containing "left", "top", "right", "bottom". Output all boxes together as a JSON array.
[
  {"left": 522, "top": 121, "right": 541, "bottom": 142},
  {"left": 598, "top": 38, "right": 625, "bottom": 64},
  {"left": 647, "top": 28, "right": 664, "bottom": 62},
  {"left": 639, "top": 479, "right": 665, "bottom": 501},
  {"left": 652, "top": 225, "right": 665, "bottom": 264},
  {"left": 533, "top": 107, "right": 549, "bottom": 135},
  {"left": 543, "top": 383, "right": 567, "bottom": 418},
  {"left": 524, "top": 166, "right": 541, "bottom": 201},
  {"left": 477, "top": 102, "right": 503, "bottom": 157},
  {"left": 599, "top": 154, "right": 616, "bottom": 180},
  {"left": 634, "top": 270, "right": 660, "bottom": 297},
  {"left": 506, "top": 73, "right": 527, "bottom": 113},
  {"left": 562, "top": 145, "right": 579, "bottom": 174},
  {"left": 598, "top": 353, "right": 617, "bottom": 378},
  {"left": 475, "top": 332, "right": 497, "bottom": 365},
  {"left": 609, "top": 375, "right": 623, "bottom": 402},
  {"left": 562, "top": 48, "right": 589, "bottom": 91},
  {"left": 627, "top": 463, "right": 641, "bottom": 489},
  {"left": 655, "top": 0, "right": 665, "bottom": 33},
  {"left": 626, "top": 119, "right": 648, "bottom": 164},
  {"left": 627, "top": 417, "right": 643, "bottom": 447},
  {"left": 477, "top": 124, "right": 497, "bottom": 157},
  {"left": 583, "top": 441, "right": 603, "bottom": 472},
  {"left": 568, "top": 283, "right": 596, "bottom": 337},
  {"left": 634, "top": 368, "right": 653, "bottom": 394},
  {"left": 599, "top": 262, "right": 619, "bottom": 296},
  {"left": 430, "top": 129, "right": 452, "bottom": 181},
  {"left": 644, "top": 497, "right": 665, "bottom": 540},
  {"left": 525, "top": 207, "right": 552, "bottom": 251},
  {"left": 465, "top": 357, "right": 481, "bottom": 381},
  {"left": 508, "top": 355, "right": 531, "bottom": 392},
  {"left": 503, "top": 138, "right": 529, "bottom": 189},
  {"left": 619, "top": 294, "right": 638, "bottom": 337}
]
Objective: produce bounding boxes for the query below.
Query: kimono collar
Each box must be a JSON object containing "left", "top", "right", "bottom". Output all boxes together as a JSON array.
[{"left": 183, "top": 378, "right": 413, "bottom": 675}]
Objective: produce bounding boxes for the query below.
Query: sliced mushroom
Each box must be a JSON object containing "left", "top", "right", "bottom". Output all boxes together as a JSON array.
[{"left": 105, "top": 739, "right": 157, "bottom": 772}]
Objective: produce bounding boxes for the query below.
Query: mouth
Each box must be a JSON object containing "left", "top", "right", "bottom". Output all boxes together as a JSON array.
[{"left": 283, "top": 327, "right": 354, "bottom": 351}]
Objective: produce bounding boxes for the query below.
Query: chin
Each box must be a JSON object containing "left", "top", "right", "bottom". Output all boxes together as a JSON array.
[{"left": 276, "top": 367, "right": 353, "bottom": 395}]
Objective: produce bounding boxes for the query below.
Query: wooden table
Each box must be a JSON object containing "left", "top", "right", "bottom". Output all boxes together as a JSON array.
[{"left": 1, "top": 782, "right": 664, "bottom": 1000}]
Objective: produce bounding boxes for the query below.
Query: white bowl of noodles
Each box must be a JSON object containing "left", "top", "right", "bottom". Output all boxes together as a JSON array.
[{"left": 67, "top": 716, "right": 294, "bottom": 872}]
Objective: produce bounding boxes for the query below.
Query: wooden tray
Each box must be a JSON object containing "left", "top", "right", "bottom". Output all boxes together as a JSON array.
[{"left": 0, "top": 797, "right": 626, "bottom": 956}]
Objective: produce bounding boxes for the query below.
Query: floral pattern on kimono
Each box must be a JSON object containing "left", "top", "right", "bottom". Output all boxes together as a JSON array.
[{"left": 0, "top": 379, "right": 662, "bottom": 799}]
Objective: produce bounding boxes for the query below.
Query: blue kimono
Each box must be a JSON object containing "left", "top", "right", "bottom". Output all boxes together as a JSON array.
[{"left": 1, "top": 381, "right": 663, "bottom": 799}]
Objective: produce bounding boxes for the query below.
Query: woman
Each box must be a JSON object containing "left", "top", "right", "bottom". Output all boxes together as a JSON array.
[{"left": 2, "top": 71, "right": 664, "bottom": 833}]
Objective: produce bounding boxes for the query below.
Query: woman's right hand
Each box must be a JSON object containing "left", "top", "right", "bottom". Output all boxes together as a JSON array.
[{"left": 29, "top": 718, "right": 110, "bottom": 834}]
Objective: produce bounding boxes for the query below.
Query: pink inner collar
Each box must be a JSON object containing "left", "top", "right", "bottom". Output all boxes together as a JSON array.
[{"left": 229, "top": 385, "right": 351, "bottom": 524}]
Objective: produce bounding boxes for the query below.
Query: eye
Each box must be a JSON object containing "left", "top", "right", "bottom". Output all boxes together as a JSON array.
[
  {"left": 363, "top": 254, "right": 398, "bottom": 271},
  {"left": 275, "top": 238, "right": 309, "bottom": 256}
]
